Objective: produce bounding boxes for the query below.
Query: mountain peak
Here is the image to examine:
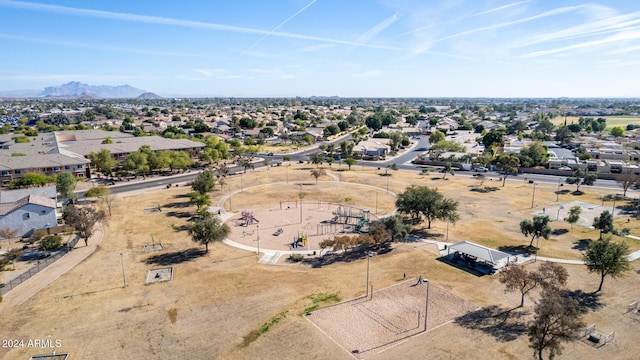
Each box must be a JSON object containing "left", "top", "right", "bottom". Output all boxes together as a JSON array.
[{"left": 39, "top": 82, "right": 146, "bottom": 98}]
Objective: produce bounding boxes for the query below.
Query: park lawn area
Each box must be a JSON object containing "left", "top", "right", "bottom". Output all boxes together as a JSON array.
[
  {"left": 1, "top": 166, "right": 639, "bottom": 360},
  {"left": 552, "top": 115, "right": 640, "bottom": 130}
]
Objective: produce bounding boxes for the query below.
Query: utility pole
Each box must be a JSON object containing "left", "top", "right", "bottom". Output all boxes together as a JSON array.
[{"left": 120, "top": 252, "right": 127, "bottom": 288}]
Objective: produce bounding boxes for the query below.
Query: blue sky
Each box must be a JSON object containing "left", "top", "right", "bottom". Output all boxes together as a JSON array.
[{"left": 1, "top": 0, "right": 640, "bottom": 97}]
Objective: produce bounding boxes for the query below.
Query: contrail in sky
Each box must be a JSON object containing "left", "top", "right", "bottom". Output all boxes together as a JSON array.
[{"left": 243, "top": 0, "right": 318, "bottom": 54}]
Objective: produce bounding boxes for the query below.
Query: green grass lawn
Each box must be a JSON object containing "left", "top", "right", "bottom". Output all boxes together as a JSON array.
[{"left": 552, "top": 115, "right": 640, "bottom": 130}]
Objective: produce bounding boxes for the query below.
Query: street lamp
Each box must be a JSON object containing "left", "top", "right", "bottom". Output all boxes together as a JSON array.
[
  {"left": 365, "top": 253, "right": 373, "bottom": 298},
  {"left": 599, "top": 194, "right": 605, "bottom": 207},
  {"left": 612, "top": 195, "right": 618, "bottom": 214},
  {"left": 299, "top": 183, "right": 303, "bottom": 224},
  {"left": 256, "top": 224, "right": 260, "bottom": 255},
  {"left": 386, "top": 175, "right": 389, "bottom": 195},
  {"left": 531, "top": 182, "right": 536, "bottom": 208},
  {"left": 240, "top": 172, "right": 243, "bottom": 192},
  {"left": 556, "top": 179, "right": 563, "bottom": 202},
  {"left": 424, "top": 279, "right": 430, "bottom": 331},
  {"left": 534, "top": 231, "right": 541, "bottom": 263},
  {"left": 556, "top": 205, "right": 564, "bottom": 221}
]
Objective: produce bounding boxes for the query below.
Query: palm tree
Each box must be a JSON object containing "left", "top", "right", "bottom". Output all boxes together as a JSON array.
[{"left": 187, "top": 217, "right": 230, "bottom": 253}]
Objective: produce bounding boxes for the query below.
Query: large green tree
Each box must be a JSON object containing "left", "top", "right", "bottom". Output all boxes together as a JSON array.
[
  {"left": 520, "top": 215, "right": 551, "bottom": 247},
  {"left": 56, "top": 171, "right": 77, "bottom": 200},
  {"left": 192, "top": 170, "right": 216, "bottom": 194},
  {"left": 89, "top": 149, "right": 118, "bottom": 176},
  {"left": 566, "top": 167, "right": 597, "bottom": 193},
  {"left": 493, "top": 153, "right": 520, "bottom": 186},
  {"left": 395, "top": 185, "right": 459, "bottom": 229},
  {"left": 518, "top": 142, "right": 549, "bottom": 168},
  {"left": 583, "top": 237, "right": 631, "bottom": 292},
  {"left": 187, "top": 216, "right": 231, "bottom": 253},
  {"left": 592, "top": 210, "right": 614, "bottom": 239},
  {"left": 123, "top": 151, "right": 149, "bottom": 174},
  {"left": 309, "top": 152, "right": 324, "bottom": 168},
  {"left": 564, "top": 206, "right": 582, "bottom": 229}
]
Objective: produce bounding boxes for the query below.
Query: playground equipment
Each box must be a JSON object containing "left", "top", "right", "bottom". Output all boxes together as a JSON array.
[
  {"left": 291, "top": 233, "right": 307, "bottom": 249},
  {"left": 237, "top": 210, "right": 260, "bottom": 227},
  {"left": 317, "top": 205, "right": 371, "bottom": 235},
  {"left": 273, "top": 228, "right": 283, "bottom": 236}
]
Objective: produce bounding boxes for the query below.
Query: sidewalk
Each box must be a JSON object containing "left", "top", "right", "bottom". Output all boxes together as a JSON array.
[{"left": 0, "top": 223, "right": 104, "bottom": 315}]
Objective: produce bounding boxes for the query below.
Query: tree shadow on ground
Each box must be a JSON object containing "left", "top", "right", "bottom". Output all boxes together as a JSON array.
[
  {"left": 166, "top": 211, "right": 192, "bottom": 219},
  {"left": 304, "top": 243, "right": 392, "bottom": 268},
  {"left": 551, "top": 229, "right": 569, "bottom": 236},
  {"left": 563, "top": 289, "right": 604, "bottom": 312},
  {"left": 571, "top": 190, "right": 584, "bottom": 196},
  {"left": 455, "top": 305, "right": 528, "bottom": 342},
  {"left": 163, "top": 201, "right": 191, "bottom": 208},
  {"left": 555, "top": 189, "right": 571, "bottom": 195},
  {"left": 173, "top": 194, "right": 190, "bottom": 199},
  {"left": 572, "top": 239, "right": 592, "bottom": 250},
  {"left": 470, "top": 187, "right": 499, "bottom": 193},
  {"left": 410, "top": 229, "right": 443, "bottom": 239},
  {"left": 145, "top": 248, "right": 206, "bottom": 265},
  {"left": 498, "top": 245, "right": 535, "bottom": 255}
]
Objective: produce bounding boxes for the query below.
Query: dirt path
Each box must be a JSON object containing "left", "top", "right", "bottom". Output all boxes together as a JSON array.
[{"left": 0, "top": 223, "right": 104, "bottom": 315}]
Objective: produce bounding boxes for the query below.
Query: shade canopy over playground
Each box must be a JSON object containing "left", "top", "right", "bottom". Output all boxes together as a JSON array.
[{"left": 447, "top": 241, "right": 511, "bottom": 269}]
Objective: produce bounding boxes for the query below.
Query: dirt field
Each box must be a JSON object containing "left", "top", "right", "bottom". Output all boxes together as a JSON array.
[
  {"left": 0, "top": 165, "right": 638, "bottom": 360},
  {"left": 307, "top": 279, "right": 479, "bottom": 359}
]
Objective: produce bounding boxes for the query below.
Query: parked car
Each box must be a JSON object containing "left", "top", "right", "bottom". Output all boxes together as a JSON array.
[{"left": 474, "top": 167, "right": 488, "bottom": 172}]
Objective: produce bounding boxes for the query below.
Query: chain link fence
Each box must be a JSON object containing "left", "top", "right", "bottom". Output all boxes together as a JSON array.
[{"left": 0, "top": 234, "right": 80, "bottom": 297}]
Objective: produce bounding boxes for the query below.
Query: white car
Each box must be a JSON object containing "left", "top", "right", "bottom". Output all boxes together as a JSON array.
[{"left": 474, "top": 167, "right": 488, "bottom": 172}]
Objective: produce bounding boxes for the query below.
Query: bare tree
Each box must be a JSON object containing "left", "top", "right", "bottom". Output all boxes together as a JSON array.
[
  {"left": 615, "top": 170, "right": 640, "bottom": 197},
  {"left": 309, "top": 169, "right": 327, "bottom": 184},
  {"left": 63, "top": 205, "right": 106, "bottom": 246},
  {"left": 499, "top": 264, "right": 542, "bottom": 307},
  {"left": 0, "top": 227, "right": 18, "bottom": 241}
]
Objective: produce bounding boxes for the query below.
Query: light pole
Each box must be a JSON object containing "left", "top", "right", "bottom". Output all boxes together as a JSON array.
[
  {"left": 534, "top": 231, "right": 540, "bottom": 263},
  {"left": 386, "top": 175, "right": 389, "bottom": 195},
  {"left": 612, "top": 196, "right": 618, "bottom": 214},
  {"left": 227, "top": 184, "right": 232, "bottom": 211},
  {"left": 556, "top": 179, "right": 563, "bottom": 202},
  {"left": 120, "top": 252, "right": 126, "bottom": 288},
  {"left": 365, "top": 253, "right": 373, "bottom": 298},
  {"left": 240, "top": 172, "right": 243, "bottom": 192},
  {"left": 531, "top": 182, "right": 536, "bottom": 208},
  {"left": 424, "top": 279, "right": 430, "bottom": 331},
  {"left": 599, "top": 194, "right": 605, "bottom": 207},
  {"left": 286, "top": 166, "right": 289, "bottom": 184},
  {"left": 256, "top": 224, "right": 260, "bottom": 255},
  {"left": 556, "top": 205, "right": 564, "bottom": 221},
  {"left": 299, "top": 183, "right": 303, "bottom": 224}
]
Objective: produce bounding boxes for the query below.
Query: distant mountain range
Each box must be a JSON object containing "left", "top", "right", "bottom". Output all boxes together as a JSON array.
[{"left": 0, "top": 81, "right": 156, "bottom": 99}]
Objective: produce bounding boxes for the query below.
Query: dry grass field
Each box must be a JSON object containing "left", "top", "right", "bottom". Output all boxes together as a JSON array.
[{"left": 0, "top": 165, "right": 639, "bottom": 360}]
